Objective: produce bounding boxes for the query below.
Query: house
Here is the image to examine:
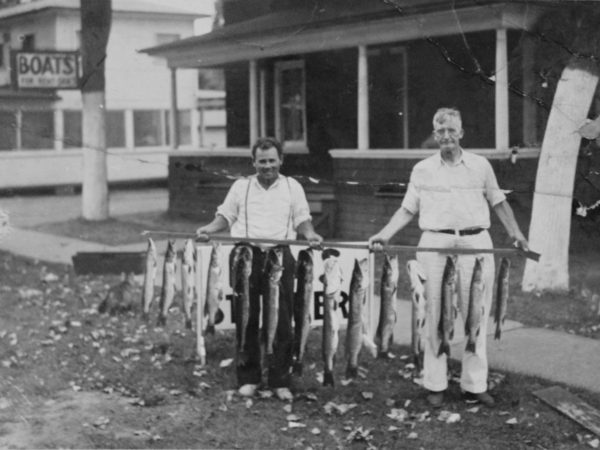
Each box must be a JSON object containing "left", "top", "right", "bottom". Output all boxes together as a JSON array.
[
  {"left": 143, "top": 0, "right": 595, "bottom": 240},
  {"left": 0, "top": 0, "right": 223, "bottom": 191}
]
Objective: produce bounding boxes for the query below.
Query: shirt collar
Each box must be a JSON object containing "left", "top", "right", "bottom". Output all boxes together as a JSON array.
[
  {"left": 437, "top": 148, "right": 471, "bottom": 168},
  {"left": 250, "top": 174, "right": 284, "bottom": 189}
]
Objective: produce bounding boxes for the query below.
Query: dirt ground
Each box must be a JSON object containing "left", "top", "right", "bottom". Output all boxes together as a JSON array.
[{"left": 1, "top": 247, "right": 600, "bottom": 450}]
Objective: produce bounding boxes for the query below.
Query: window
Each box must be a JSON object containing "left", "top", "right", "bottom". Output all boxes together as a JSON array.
[
  {"left": 165, "top": 110, "right": 192, "bottom": 146},
  {"left": 63, "top": 110, "right": 82, "bottom": 148},
  {"left": 21, "top": 33, "right": 35, "bottom": 51},
  {"left": 106, "top": 110, "right": 125, "bottom": 148},
  {"left": 274, "top": 60, "right": 306, "bottom": 149},
  {"left": 0, "top": 111, "right": 16, "bottom": 150},
  {"left": 134, "top": 110, "right": 165, "bottom": 147},
  {"left": 21, "top": 111, "right": 53, "bottom": 149}
]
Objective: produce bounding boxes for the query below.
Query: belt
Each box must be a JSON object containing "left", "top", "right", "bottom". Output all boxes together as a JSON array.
[{"left": 434, "top": 228, "right": 485, "bottom": 236}]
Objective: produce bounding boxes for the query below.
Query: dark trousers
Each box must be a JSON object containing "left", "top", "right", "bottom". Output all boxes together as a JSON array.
[{"left": 232, "top": 244, "right": 295, "bottom": 388}]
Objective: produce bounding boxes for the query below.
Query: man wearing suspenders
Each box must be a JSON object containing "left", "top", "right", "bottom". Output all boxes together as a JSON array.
[{"left": 197, "top": 137, "right": 323, "bottom": 401}]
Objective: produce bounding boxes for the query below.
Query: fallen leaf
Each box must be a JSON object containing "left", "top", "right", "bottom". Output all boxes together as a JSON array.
[
  {"left": 219, "top": 358, "right": 233, "bottom": 368},
  {"left": 387, "top": 408, "right": 408, "bottom": 422},
  {"left": 578, "top": 116, "right": 600, "bottom": 140},
  {"left": 407, "top": 432, "right": 418, "bottom": 439},
  {"left": 286, "top": 414, "right": 300, "bottom": 421},
  {"left": 589, "top": 438, "right": 600, "bottom": 448},
  {"left": 466, "top": 406, "right": 480, "bottom": 413},
  {"left": 283, "top": 404, "right": 293, "bottom": 413},
  {"left": 93, "top": 416, "right": 110, "bottom": 428},
  {"left": 288, "top": 421, "right": 306, "bottom": 428},
  {"left": 245, "top": 399, "right": 253, "bottom": 409},
  {"left": 361, "top": 392, "right": 373, "bottom": 400},
  {"left": 310, "top": 427, "right": 321, "bottom": 435},
  {"left": 506, "top": 418, "right": 518, "bottom": 425}
]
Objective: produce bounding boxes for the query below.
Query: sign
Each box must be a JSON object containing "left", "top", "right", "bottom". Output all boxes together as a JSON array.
[
  {"left": 195, "top": 244, "right": 376, "bottom": 332},
  {"left": 12, "top": 51, "right": 80, "bottom": 89}
]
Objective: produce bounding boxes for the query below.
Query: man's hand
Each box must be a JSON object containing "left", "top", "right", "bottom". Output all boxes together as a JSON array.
[
  {"left": 304, "top": 230, "right": 324, "bottom": 249},
  {"left": 368, "top": 233, "right": 390, "bottom": 252},
  {"left": 513, "top": 237, "right": 529, "bottom": 252}
]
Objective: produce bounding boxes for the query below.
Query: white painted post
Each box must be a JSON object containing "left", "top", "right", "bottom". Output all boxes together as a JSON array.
[
  {"left": 495, "top": 28, "right": 509, "bottom": 152},
  {"left": 249, "top": 60, "right": 259, "bottom": 144},
  {"left": 522, "top": 36, "right": 537, "bottom": 147},
  {"left": 191, "top": 107, "right": 201, "bottom": 148},
  {"left": 358, "top": 45, "right": 370, "bottom": 150},
  {"left": 125, "top": 109, "right": 134, "bottom": 150},
  {"left": 260, "top": 67, "right": 267, "bottom": 137},
  {"left": 169, "top": 67, "right": 179, "bottom": 150}
]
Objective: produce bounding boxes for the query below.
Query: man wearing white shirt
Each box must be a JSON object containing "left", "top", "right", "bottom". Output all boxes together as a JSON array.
[{"left": 197, "top": 137, "right": 323, "bottom": 401}]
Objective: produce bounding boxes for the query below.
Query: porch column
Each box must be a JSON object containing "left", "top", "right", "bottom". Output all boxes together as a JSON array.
[
  {"left": 249, "top": 60, "right": 259, "bottom": 144},
  {"left": 495, "top": 28, "right": 509, "bottom": 151},
  {"left": 125, "top": 109, "right": 134, "bottom": 150},
  {"left": 191, "top": 107, "right": 201, "bottom": 148},
  {"left": 259, "top": 67, "right": 267, "bottom": 137},
  {"left": 169, "top": 67, "right": 179, "bottom": 149},
  {"left": 522, "top": 36, "right": 537, "bottom": 147},
  {"left": 358, "top": 45, "right": 369, "bottom": 150}
]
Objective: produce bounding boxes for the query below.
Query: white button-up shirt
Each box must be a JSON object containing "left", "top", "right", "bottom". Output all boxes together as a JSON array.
[
  {"left": 401, "top": 150, "right": 506, "bottom": 231},
  {"left": 216, "top": 175, "right": 312, "bottom": 240}
]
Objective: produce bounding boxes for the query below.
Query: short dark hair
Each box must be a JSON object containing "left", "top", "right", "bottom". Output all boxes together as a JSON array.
[{"left": 251, "top": 137, "right": 283, "bottom": 160}]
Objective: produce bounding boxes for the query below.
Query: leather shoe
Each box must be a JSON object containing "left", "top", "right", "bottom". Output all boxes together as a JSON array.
[
  {"left": 426, "top": 391, "right": 444, "bottom": 408},
  {"left": 463, "top": 391, "right": 495, "bottom": 407}
]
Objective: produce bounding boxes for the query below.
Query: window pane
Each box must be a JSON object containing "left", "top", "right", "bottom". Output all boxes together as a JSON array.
[
  {"left": 106, "top": 110, "right": 125, "bottom": 148},
  {"left": 22, "top": 111, "right": 54, "bottom": 149},
  {"left": 134, "top": 110, "right": 163, "bottom": 147},
  {"left": 178, "top": 110, "right": 191, "bottom": 146},
  {"left": 0, "top": 111, "right": 16, "bottom": 150},
  {"left": 63, "top": 110, "right": 82, "bottom": 148},
  {"left": 280, "top": 67, "right": 304, "bottom": 142}
]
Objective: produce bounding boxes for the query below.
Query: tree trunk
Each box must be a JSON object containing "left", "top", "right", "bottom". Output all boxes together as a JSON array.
[
  {"left": 522, "top": 64, "right": 599, "bottom": 292},
  {"left": 80, "top": 0, "right": 111, "bottom": 221},
  {"left": 81, "top": 91, "right": 109, "bottom": 220}
]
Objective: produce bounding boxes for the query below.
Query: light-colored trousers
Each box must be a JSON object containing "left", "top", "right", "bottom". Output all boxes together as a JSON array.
[{"left": 417, "top": 230, "right": 495, "bottom": 393}]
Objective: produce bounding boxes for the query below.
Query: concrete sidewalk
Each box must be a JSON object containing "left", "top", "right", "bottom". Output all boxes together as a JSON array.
[{"left": 1, "top": 188, "right": 600, "bottom": 394}]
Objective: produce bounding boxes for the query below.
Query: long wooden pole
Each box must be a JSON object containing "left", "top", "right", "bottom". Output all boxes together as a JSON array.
[{"left": 140, "top": 231, "right": 540, "bottom": 261}]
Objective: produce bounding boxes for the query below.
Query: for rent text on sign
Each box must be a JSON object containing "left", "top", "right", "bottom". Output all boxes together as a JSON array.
[{"left": 14, "top": 51, "right": 79, "bottom": 89}]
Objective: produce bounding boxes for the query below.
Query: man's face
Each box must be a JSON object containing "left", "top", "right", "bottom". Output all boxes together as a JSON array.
[
  {"left": 253, "top": 147, "right": 282, "bottom": 184},
  {"left": 433, "top": 116, "right": 464, "bottom": 153}
]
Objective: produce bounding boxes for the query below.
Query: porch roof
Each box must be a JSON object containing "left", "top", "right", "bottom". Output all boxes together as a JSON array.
[{"left": 141, "top": 1, "right": 547, "bottom": 69}]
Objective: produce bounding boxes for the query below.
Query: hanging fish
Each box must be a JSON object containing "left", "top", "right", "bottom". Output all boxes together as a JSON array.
[
  {"left": 233, "top": 244, "right": 253, "bottom": 365},
  {"left": 194, "top": 244, "right": 206, "bottom": 365},
  {"left": 293, "top": 248, "right": 314, "bottom": 375},
  {"left": 205, "top": 242, "right": 225, "bottom": 334},
  {"left": 407, "top": 259, "right": 427, "bottom": 372},
  {"left": 181, "top": 239, "right": 196, "bottom": 330},
  {"left": 321, "top": 251, "right": 342, "bottom": 386},
  {"left": 157, "top": 240, "right": 176, "bottom": 327},
  {"left": 345, "top": 257, "right": 371, "bottom": 379},
  {"left": 438, "top": 255, "right": 458, "bottom": 357},
  {"left": 494, "top": 257, "right": 510, "bottom": 340},
  {"left": 264, "top": 248, "right": 283, "bottom": 364},
  {"left": 377, "top": 253, "right": 399, "bottom": 359},
  {"left": 141, "top": 237, "right": 157, "bottom": 321},
  {"left": 465, "top": 257, "right": 485, "bottom": 353}
]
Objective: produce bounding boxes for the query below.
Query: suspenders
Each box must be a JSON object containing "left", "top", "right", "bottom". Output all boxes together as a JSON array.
[{"left": 244, "top": 176, "right": 293, "bottom": 239}]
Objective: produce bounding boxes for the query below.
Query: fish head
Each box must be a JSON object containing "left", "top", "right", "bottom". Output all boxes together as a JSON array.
[
  {"left": 472, "top": 257, "right": 484, "bottom": 282},
  {"left": 182, "top": 239, "right": 194, "bottom": 263},
  {"left": 383, "top": 253, "right": 400, "bottom": 287},
  {"left": 210, "top": 242, "right": 222, "bottom": 267},
  {"left": 322, "top": 256, "right": 342, "bottom": 293},
  {"left": 164, "top": 240, "right": 176, "bottom": 261},
  {"left": 296, "top": 248, "right": 314, "bottom": 281},
  {"left": 442, "top": 255, "right": 457, "bottom": 284},
  {"left": 352, "top": 257, "right": 370, "bottom": 289},
  {"left": 240, "top": 245, "right": 253, "bottom": 275}
]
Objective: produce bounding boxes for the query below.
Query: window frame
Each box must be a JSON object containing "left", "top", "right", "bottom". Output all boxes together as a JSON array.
[{"left": 274, "top": 59, "right": 308, "bottom": 153}]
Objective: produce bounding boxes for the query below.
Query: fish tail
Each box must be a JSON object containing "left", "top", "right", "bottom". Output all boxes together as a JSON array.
[
  {"left": 185, "top": 318, "right": 193, "bottom": 330},
  {"left": 205, "top": 324, "right": 215, "bottom": 335},
  {"left": 323, "top": 371, "right": 335, "bottom": 387},
  {"left": 465, "top": 339, "right": 476, "bottom": 353},
  {"left": 156, "top": 315, "right": 166, "bottom": 327},
  {"left": 437, "top": 341, "right": 450, "bottom": 357},
  {"left": 494, "top": 326, "right": 501, "bottom": 340}
]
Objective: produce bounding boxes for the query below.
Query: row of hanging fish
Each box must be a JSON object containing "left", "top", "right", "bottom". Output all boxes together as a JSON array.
[{"left": 406, "top": 255, "right": 512, "bottom": 364}]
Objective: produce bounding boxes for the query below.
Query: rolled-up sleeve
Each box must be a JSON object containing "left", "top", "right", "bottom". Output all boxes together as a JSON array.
[
  {"left": 483, "top": 160, "right": 506, "bottom": 207},
  {"left": 400, "top": 169, "right": 420, "bottom": 215},
  {"left": 289, "top": 178, "right": 312, "bottom": 229},
  {"left": 216, "top": 179, "right": 245, "bottom": 227}
]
